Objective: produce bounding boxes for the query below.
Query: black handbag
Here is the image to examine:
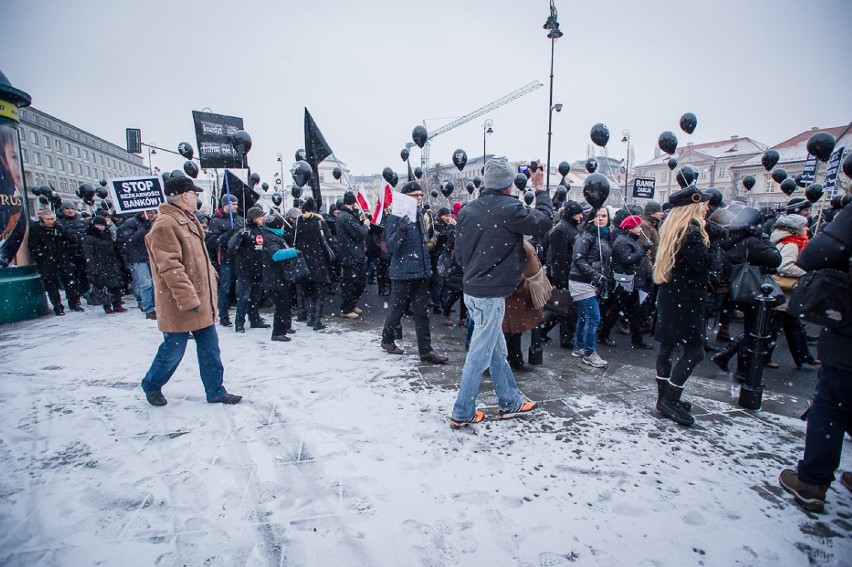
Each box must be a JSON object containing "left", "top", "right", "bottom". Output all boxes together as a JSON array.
[
  {"left": 612, "top": 272, "right": 635, "bottom": 293},
  {"left": 282, "top": 220, "right": 310, "bottom": 282},
  {"left": 83, "top": 285, "right": 111, "bottom": 306},
  {"left": 319, "top": 226, "right": 336, "bottom": 264},
  {"left": 787, "top": 269, "right": 852, "bottom": 329},
  {"left": 730, "top": 245, "right": 784, "bottom": 305},
  {"left": 543, "top": 287, "right": 574, "bottom": 317}
]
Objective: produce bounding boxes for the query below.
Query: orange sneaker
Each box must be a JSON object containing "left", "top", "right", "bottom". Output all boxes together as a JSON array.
[
  {"left": 450, "top": 411, "right": 484, "bottom": 429},
  {"left": 498, "top": 401, "right": 538, "bottom": 419}
]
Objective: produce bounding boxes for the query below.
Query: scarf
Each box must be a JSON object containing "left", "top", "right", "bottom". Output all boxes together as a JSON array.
[{"left": 780, "top": 233, "right": 808, "bottom": 253}]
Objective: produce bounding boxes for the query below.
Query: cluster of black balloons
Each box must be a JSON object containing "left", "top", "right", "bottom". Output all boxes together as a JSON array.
[
  {"left": 176, "top": 142, "right": 200, "bottom": 178},
  {"left": 381, "top": 167, "right": 400, "bottom": 188},
  {"left": 31, "top": 184, "right": 62, "bottom": 208},
  {"left": 748, "top": 131, "right": 839, "bottom": 198},
  {"left": 655, "top": 112, "right": 698, "bottom": 156}
]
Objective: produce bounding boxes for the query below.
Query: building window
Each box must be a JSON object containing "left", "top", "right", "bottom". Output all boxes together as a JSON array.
[
  {"left": 75, "top": 146, "right": 81, "bottom": 158},
  {"left": 86, "top": 166, "right": 91, "bottom": 177},
  {"left": 660, "top": 171, "right": 667, "bottom": 182},
  {"left": 766, "top": 176, "right": 773, "bottom": 192},
  {"left": 58, "top": 158, "right": 64, "bottom": 171},
  {"left": 84, "top": 150, "right": 89, "bottom": 161},
  {"left": 30, "top": 131, "right": 38, "bottom": 144},
  {"left": 100, "top": 155, "right": 105, "bottom": 165},
  {"left": 77, "top": 163, "right": 82, "bottom": 174},
  {"left": 718, "top": 166, "right": 725, "bottom": 178},
  {"left": 46, "top": 155, "right": 53, "bottom": 168},
  {"left": 66, "top": 142, "right": 71, "bottom": 155},
  {"left": 21, "top": 149, "right": 28, "bottom": 163},
  {"left": 43, "top": 134, "right": 50, "bottom": 147},
  {"left": 34, "top": 152, "right": 42, "bottom": 165},
  {"left": 55, "top": 139, "right": 61, "bottom": 152},
  {"left": 701, "top": 169, "right": 708, "bottom": 179}
]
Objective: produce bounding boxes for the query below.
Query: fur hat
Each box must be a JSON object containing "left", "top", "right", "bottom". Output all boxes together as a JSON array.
[
  {"left": 643, "top": 201, "right": 662, "bottom": 215},
  {"left": 246, "top": 207, "right": 265, "bottom": 221},
  {"left": 668, "top": 185, "right": 709, "bottom": 207},
  {"left": 785, "top": 197, "right": 811, "bottom": 215},
  {"left": 561, "top": 200, "right": 584, "bottom": 218},
  {"left": 483, "top": 157, "right": 514, "bottom": 190},
  {"left": 92, "top": 216, "right": 108, "bottom": 227},
  {"left": 774, "top": 213, "right": 807, "bottom": 232},
  {"left": 302, "top": 197, "right": 317, "bottom": 212}
]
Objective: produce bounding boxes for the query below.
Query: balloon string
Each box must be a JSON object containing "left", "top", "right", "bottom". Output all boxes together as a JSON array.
[{"left": 598, "top": 156, "right": 651, "bottom": 242}]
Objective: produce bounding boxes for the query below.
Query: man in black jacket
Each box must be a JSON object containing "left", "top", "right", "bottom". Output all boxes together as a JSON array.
[
  {"left": 449, "top": 158, "right": 552, "bottom": 428},
  {"left": 56, "top": 201, "right": 89, "bottom": 296},
  {"left": 780, "top": 202, "right": 852, "bottom": 513},
  {"left": 29, "top": 209, "right": 82, "bottom": 315},
  {"left": 541, "top": 200, "right": 583, "bottom": 347},
  {"left": 118, "top": 209, "right": 158, "bottom": 319},
  {"left": 336, "top": 192, "right": 369, "bottom": 318},
  {"left": 231, "top": 207, "right": 269, "bottom": 333},
  {"left": 206, "top": 195, "right": 243, "bottom": 326}
]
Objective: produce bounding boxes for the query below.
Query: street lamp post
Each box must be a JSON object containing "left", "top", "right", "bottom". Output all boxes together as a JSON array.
[
  {"left": 544, "top": 2, "right": 563, "bottom": 194},
  {"left": 482, "top": 119, "right": 493, "bottom": 174},
  {"left": 147, "top": 147, "right": 157, "bottom": 175},
  {"left": 622, "top": 130, "right": 631, "bottom": 205},
  {"left": 277, "top": 153, "right": 284, "bottom": 201}
]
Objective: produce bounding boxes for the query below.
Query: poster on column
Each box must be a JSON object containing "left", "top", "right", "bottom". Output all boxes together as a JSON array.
[
  {"left": 108, "top": 176, "right": 165, "bottom": 214},
  {"left": 0, "top": 120, "right": 30, "bottom": 267}
]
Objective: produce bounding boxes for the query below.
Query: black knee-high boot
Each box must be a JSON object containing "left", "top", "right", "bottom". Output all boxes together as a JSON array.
[
  {"left": 711, "top": 333, "right": 743, "bottom": 372},
  {"left": 657, "top": 381, "right": 695, "bottom": 426}
]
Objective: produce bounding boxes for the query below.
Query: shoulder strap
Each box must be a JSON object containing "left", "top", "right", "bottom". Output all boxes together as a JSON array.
[{"left": 293, "top": 218, "right": 299, "bottom": 247}]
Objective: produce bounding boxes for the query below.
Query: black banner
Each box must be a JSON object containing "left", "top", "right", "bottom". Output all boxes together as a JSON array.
[
  {"left": 632, "top": 177, "right": 656, "bottom": 199},
  {"left": 108, "top": 176, "right": 165, "bottom": 214},
  {"left": 823, "top": 145, "right": 845, "bottom": 196},
  {"left": 192, "top": 111, "right": 245, "bottom": 169},
  {"left": 304, "top": 109, "right": 333, "bottom": 209},
  {"left": 801, "top": 153, "right": 817, "bottom": 183}
]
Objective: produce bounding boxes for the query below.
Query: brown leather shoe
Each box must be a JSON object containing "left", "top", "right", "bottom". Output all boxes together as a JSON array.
[
  {"left": 420, "top": 350, "right": 449, "bottom": 364},
  {"left": 779, "top": 469, "right": 827, "bottom": 513},
  {"left": 381, "top": 341, "right": 405, "bottom": 355}
]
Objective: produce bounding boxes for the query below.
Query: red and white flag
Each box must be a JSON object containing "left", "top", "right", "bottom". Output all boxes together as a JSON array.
[
  {"left": 356, "top": 183, "right": 370, "bottom": 214},
  {"left": 372, "top": 183, "right": 393, "bottom": 225}
]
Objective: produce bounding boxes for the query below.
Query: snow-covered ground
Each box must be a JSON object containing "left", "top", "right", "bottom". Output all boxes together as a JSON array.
[{"left": 1, "top": 304, "right": 850, "bottom": 566}]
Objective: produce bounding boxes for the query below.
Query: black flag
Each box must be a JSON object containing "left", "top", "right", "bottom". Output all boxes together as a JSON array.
[
  {"left": 304, "top": 108, "right": 333, "bottom": 209},
  {"left": 222, "top": 170, "right": 259, "bottom": 211},
  {"left": 407, "top": 160, "right": 414, "bottom": 182}
]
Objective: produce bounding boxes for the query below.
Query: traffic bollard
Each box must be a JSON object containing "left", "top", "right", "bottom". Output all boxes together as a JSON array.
[{"left": 738, "top": 283, "right": 775, "bottom": 410}]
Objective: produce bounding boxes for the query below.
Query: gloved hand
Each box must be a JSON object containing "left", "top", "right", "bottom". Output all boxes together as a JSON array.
[
  {"left": 398, "top": 216, "right": 412, "bottom": 232},
  {"left": 272, "top": 248, "right": 298, "bottom": 262},
  {"left": 595, "top": 274, "right": 607, "bottom": 287},
  {"left": 642, "top": 240, "right": 654, "bottom": 251}
]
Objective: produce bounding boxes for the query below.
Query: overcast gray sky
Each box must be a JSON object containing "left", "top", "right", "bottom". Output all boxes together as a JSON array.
[{"left": 4, "top": 0, "right": 851, "bottom": 183}]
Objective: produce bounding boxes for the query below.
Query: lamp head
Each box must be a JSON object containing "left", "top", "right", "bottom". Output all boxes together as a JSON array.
[{"left": 553, "top": 103, "right": 563, "bottom": 112}]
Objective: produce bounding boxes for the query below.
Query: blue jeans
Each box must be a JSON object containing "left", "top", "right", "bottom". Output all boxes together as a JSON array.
[
  {"left": 129, "top": 262, "right": 155, "bottom": 313},
  {"left": 573, "top": 297, "right": 601, "bottom": 355},
  {"left": 798, "top": 363, "right": 852, "bottom": 486},
  {"left": 140, "top": 325, "right": 227, "bottom": 402},
  {"left": 451, "top": 295, "right": 522, "bottom": 421},
  {"left": 217, "top": 261, "right": 235, "bottom": 319}
]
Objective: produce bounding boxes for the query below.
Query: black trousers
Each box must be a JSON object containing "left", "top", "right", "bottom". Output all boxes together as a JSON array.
[
  {"left": 376, "top": 258, "right": 391, "bottom": 295},
  {"left": 381, "top": 278, "right": 432, "bottom": 354},
  {"left": 505, "top": 332, "right": 524, "bottom": 365},
  {"left": 302, "top": 281, "right": 326, "bottom": 323},
  {"left": 540, "top": 307, "right": 577, "bottom": 347},
  {"left": 40, "top": 266, "right": 81, "bottom": 308},
  {"left": 599, "top": 287, "right": 643, "bottom": 341},
  {"left": 442, "top": 286, "right": 467, "bottom": 321},
  {"left": 340, "top": 264, "right": 366, "bottom": 313},
  {"left": 268, "top": 284, "right": 292, "bottom": 337}
]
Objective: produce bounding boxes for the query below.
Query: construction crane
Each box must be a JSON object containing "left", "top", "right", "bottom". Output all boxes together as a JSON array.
[{"left": 421, "top": 81, "right": 543, "bottom": 169}]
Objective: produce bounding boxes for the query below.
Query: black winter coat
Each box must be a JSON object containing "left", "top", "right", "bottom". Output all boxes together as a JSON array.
[
  {"left": 231, "top": 223, "right": 266, "bottom": 280},
  {"left": 82, "top": 226, "right": 124, "bottom": 289},
  {"left": 288, "top": 213, "right": 334, "bottom": 283},
  {"left": 117, "top": 214, "right": 153, "bottom": 264},
  {"left": 455, "top": 188, "right": 553, "bottom": 298},
  {"left": 569, "top": 225, "right": 612, "bottom": 285},
  {"left": 722, "top": 231, "right": 782, "bottom": 276},
  {"left": 654, "top": 222, "right": 711, "bottom": 346},
  {"left": 797, "top": 203, "right": 852, "bottom": 371},
  {"left": 546, "top": 217, "right": 580, "bottom": 289},
  {"left": 28, "top": 221, "right": 73, "bottom": 275},
  {"left": 206, "top": 209, "right": 245, "bottom": 265},
  {"left": 336, "top": 208, "right": 368, "bottom": 266},
  {"left": 611, "top": 232, "right": 648, "bottom": 288},
  {"left": 56, "top": 212, "right": 88, "bottom": 254},
  {"left": 261, "top": 229, "right": 291, "bottom": 294}
]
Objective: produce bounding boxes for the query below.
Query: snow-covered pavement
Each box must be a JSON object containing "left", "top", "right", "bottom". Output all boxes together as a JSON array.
[{"left": 1, "top": 304, "right": 850, "bottom": 566}]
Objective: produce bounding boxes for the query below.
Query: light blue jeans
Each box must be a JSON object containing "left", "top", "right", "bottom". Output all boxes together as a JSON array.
[
  {"left": 129, "top": 262, "right": 155, "bottom": 314},
  {"left": 573, "top": 296, "right": 601, "bottom": 356},
  {"left": 451, "top": 295, "right": 522, "bottom": 421}
]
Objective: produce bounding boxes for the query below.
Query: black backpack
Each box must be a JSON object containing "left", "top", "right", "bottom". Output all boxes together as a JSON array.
[{"left": 787, "top": 268, "right": 852, "bottom": 329}]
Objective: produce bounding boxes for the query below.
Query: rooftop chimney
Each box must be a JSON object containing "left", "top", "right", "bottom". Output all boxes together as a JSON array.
[
  {"left": 687, "top": 142, "right": 693, "bottom": 147},
  {"left": 731, "top": 135, "right": 739, "bottom": 140}
]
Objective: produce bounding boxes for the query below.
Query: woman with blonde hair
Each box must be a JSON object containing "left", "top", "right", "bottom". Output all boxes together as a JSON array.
[{"left": 653, "top": 186, "right": 712, "bottom": 426}]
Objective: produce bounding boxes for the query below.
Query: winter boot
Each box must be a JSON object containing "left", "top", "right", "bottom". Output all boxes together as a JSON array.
[
  {"left": 779, "top": 469, "right": 827, "bottom": 513},
  {"left": 710, "top": 334, "right": 741, "bottom": 372},
  {"left": 656, "top": 377, "right": 692, "bottom": 412},
  {"left": 715, "top": 322, "right": 731, "bottom": 342},
  {"left": 657, "top": 381, "right": 694, "bottom": 426},
  {"left": 53, "top": 305, "right": 66, "bottom": 316}
]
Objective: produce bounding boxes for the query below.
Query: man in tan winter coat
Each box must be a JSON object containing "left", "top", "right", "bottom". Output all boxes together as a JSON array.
[{"left": 140, "top": 176, "right": 242, "bottom": 406}]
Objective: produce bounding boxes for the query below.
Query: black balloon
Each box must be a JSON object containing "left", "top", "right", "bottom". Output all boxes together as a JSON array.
[
  {"left": 332, "top": 167, "right": 342, "bottom": 181},
  {"left": 412, "top": 125, "right": 428, "bottom": 149},
  {"left": 771, "top": 168, "right": 788, "bottom": 184},
  {"left": 805, "top": 183, "right": 824, "bottom": 203},
  {"left": 557, "top": 161, "right": 571, "bottom": 176},
  {"left": 95, "top": 186, "right": 108, "bottom": 199},
  {"left": 667, "top": 158, "right": 678, "bottom": 171},
  {"left": 414, "top": 167, "right": 423, "bottom": 179},
  {"left": 271, "top": 193, "right": 283, "bottom": 206},
  {"left": 742, "top": 175, "right": 756, "bottom": 191},
  {"left": 514, "top": 173, "right": 527, "bottom": 191},
  {"left": 466, "top": 182, "right": 475, "bottom": 195},
  {"left": 261, "top": 182, "right": 269, "bottom": 191},
  {"left": 162, "top": 171, "right": 171, "bottom": 182},
  {"left": 430, "top": 189, "right": 439, "bottom": 198},
  {"left": 583, "top": 173, "right": 610, "bottom": 209},
  {"left": 528, "top": 161, "right": 538, "bottom": 173},
  {"left": 196, "top": 198, "right": 202, "bottom": 210},
  {"left": 38, "top": 195, "right": 49, "bottom": 206},
  {"left": 231, "top": 130, "right": 252, "bottom": 157},
  {"left": 523, "top": 169, "right": 531, "bottom": 179},
  {"left": 523, "top": 191, "right": 534, "bottom": 205},
  {"left": 99, "top": 179, "right": 107, "bottom": 187},
  {"left": 795, "top": 173, "right": 806, "bottom": 188},
  {"left": 658, "top": 131, "right": 678, "bottom": 155},
  {"left": 171, "top": 169, "right": 185, "bottom": 179},
  {"left": 679, "top": 112, "right": 697, "bottom": 135},
  {"left": 843, "top": 152, "right": 852, "bottom": 179},
  {"left": 761, "top": 150, "right": 780, "bottom": 172},
  {"left": 452, "top": 149, "right": 468, "bottom": 171},
  {"left": 590, "top": 123, "right": 610, "bottom": 147},
  {"left": 295, "top": 149, "right": 307, "bottom": 162},
  {"left": 806, "top": 132, "right": 836, "bottom": 162},
  {"left": 178, "top": 142, "right": 194, "bottom": 160},
  {"left": 473, "top": 175, "right": 482, "bottom": 188},
  {"left": 441, "top": 180, "right": 454, "bottom": 197},
  {"left": 555, "top": 184, "right": 569, "bottom": 198},
  {"left": 400, "top": 148, "right": 409, "bottom": 162},
  {"left": 780, "top": 178, "right": 797, "bottom": 196},
  {"left": 585, "top": 158, "right": 598, "bottom": 174},
  {"left": 183, "top": 160, "right": 199, "bottom": 178},
  {"left": 676, "top": 165, "right": 698, "bottom": 189},
  {"left": 291, "top": 161, "right": 312, "bottom": 188},
  {"left": 250, "top": 173, "right": 261, "bottom": 187},
  {"left": 32, "top": 186, "right": 44, "bottom": 196},
  {"left": 75, "top": 186, "right": 82, "bottom": 198},
  {"left": 391, "top": 172, "right": 399, "bottom": 188},
  {"left": 382, "top": 167, "right": 394, "bottom": 185},
  {"left": 705, "top": 187, "right": 723, "bottom": 207}
]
